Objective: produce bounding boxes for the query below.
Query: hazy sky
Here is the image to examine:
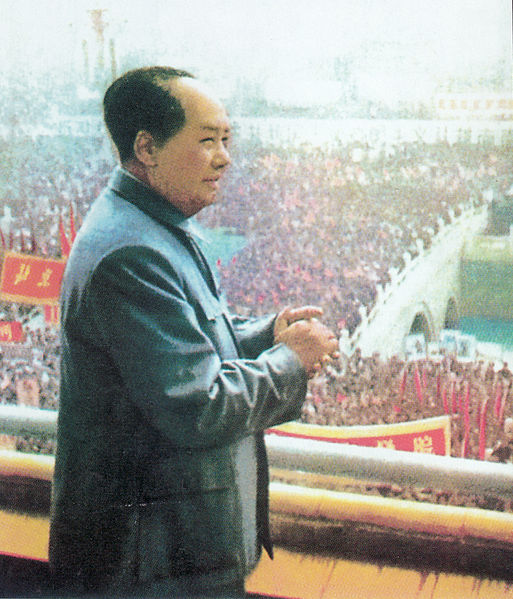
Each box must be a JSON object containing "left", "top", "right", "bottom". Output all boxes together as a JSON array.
[{"left": 1, "top": 0, "right": 511, "bottom": 96}]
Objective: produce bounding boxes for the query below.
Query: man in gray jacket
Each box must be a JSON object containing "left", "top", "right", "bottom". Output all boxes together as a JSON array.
[{"left": 49, "top": 66, "right": 339, "bottom": 598}]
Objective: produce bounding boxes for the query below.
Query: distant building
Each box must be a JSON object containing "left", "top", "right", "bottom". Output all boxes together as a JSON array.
[
  {"left": 262, "top": 79, "right": 344, "bottom": 109},
  {"left": 435, "top": 94, "right": 513, "bottom": 120}
]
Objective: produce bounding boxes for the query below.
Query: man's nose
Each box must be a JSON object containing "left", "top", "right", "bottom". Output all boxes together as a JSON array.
[{"left": 213, "top": 144, "right": 231, "bottom": 169}]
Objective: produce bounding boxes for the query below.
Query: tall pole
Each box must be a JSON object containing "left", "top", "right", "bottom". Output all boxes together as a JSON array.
[
  {"left": 109, "top": 38, "right": 117, "bottom": 82},
  {"left": 88, "top": 9, "right": 107, "bottom": 84},
  {"left": 82, "top": 39, "right": 90, "bottom": 84}
]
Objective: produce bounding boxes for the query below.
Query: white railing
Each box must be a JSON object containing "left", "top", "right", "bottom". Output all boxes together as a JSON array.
[
  {"left": 0, "top": 405, "right": 57, "bottom": 438},
  {"left": 3, "top": 405, "right": 513, "bottom": 500}
]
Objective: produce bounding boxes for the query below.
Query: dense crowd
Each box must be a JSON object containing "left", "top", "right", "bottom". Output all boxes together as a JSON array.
[
  {"left": 1, "top": 129, "right": 513, "bottom": 463},
  {"left": 200, "top": 138, "right": 513, "bottom": 333},
  {"left": 303, "top": 349, "right": 513, "bottom": 462},
  {"left": 0, "top": 136, "right": 112, "bottom": 257}
]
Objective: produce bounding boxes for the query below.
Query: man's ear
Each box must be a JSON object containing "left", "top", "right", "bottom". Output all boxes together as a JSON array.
[{"left": 133, "top": 130, "right": 158, "bottom": 167}]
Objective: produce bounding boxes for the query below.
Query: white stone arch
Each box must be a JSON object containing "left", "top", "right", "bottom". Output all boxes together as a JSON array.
[
  {"left": 408, "top": 303, "right": 435, "bottom": 342},
  {"left": 444, "top": 296, "right": 459, "bottom": 330}
]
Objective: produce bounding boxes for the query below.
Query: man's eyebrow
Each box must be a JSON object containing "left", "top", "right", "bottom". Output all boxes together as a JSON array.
[{"left": 200, "top": 125, "right": 231, "bottom": 134}]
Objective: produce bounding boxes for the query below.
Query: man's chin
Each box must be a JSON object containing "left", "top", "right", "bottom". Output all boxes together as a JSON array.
[
  {"left": 185, "top": 193, "right": 218, "bottom": 215},
  {"left": 203, "top": 192, "right": 219, "bottom": 206}
]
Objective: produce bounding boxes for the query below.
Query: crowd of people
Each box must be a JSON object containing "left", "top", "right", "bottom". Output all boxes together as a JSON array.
[
  {"left": 200, "top": 137, "right": 512, "bottom": 333},
  {"left": 304, "top": 349, "right": 513, "bottom": 462},
  {"left": 1, "top": 128, "right": 513, "bottom": 463},
  {"left": 0, "top": 136, "right": 111, "bottom": 257}
]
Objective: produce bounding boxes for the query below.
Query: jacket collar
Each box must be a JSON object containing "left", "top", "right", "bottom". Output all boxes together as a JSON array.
[{"left": 107, "top": 166, "right": 201, "bottom": 238}]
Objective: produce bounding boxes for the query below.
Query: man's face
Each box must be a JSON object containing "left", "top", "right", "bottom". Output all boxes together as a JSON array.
[{"left": 148, "top": 78, "right": 231, "bottom": 216}]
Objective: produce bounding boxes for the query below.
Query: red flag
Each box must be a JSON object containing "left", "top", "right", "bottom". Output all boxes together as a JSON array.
[
  {"left": 451, "top": 381, "right": 458, "bottom": 414},
  {"left": 0, "top": 228, "right": 6, "bottom": 249},
  {"left": 494, "top": 381, "right": 503, "bottom": 418},
  {"left": 414, "top": 364, "right": 423, "bottom": 404},
  {"left": 59, "top": 215, "right": 71, "bottom": 258},
  {"left": 69, "top": 204, "right": 77, "bottom": 243},
  {"left": 44, "top": 305, "right": 60, "bottom": 326},
  {"left": 19, "top": 230, "right": 25, "bottom": 253},
  {"left": 479, "top": 398, "right": 489, "bottom": 460},
  {"left": 398, "top": 367, "right": 407, "bottom": 403},
  {"left": 336, "top": 393, "right": 346, "bottom": 404},
  {"left": 462, "top": 382, "right": 471, "bottom": 458},
  {"left": 442, "top": 387, "right": 449, "bottom": 414}
]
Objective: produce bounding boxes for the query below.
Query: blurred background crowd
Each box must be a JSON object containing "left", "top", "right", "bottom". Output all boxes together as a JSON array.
[{"left": 1, "top": 130, "right": 513, "bottom": 461}]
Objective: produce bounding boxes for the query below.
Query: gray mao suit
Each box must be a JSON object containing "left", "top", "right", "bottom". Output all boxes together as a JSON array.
[{"left": 49, "top": 167, "right": 308, "bottom": 597}]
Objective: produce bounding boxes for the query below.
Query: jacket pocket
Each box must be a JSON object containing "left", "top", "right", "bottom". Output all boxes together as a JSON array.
[
  {"left": 141, "top": 446, "right": 235, "bottom": 500},
  {"left": 199, "top": 295, "right": 225, "bottom": 321},
  {"left": 137, "top": 488, "right": 242, "bottom": 581},
  {"left": 191, "top": 293, "right": 240, "bottom": 360}
]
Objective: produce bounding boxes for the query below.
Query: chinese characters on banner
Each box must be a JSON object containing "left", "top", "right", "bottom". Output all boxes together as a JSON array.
[
  {"left": 267, "top": 415, "right": 451, "bottom": 456},
  {"left": 0, "top": 251, "right": 66, "bottom": 305},
  {"left": 0, "top": 321, "right": 24, "bottom": 343}
]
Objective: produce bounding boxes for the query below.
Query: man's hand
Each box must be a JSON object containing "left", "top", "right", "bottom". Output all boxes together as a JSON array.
[
  {"left": 274, "top": 305, "right": 324, "bottom": 339},
  {"left": 275, "top": 317, "right": 340, "bottom": 378}
]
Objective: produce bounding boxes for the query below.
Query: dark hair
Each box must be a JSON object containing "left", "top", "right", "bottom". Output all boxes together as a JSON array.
[{"left": 103, "top": 66, "right": 195, "bottom": 163}]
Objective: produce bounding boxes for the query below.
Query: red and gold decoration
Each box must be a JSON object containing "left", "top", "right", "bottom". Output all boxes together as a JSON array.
[
  {"left": 0, "top": 321, "right": 24, "bottom": 343},
  {"left": 0, "top": 252, "right": 66, "bottom": 305},
  {"left": 0, "top": 207, "right": 77, "bottom": 336},
  {"left": 43, "top": 305, "right": 60, "bottom": 326},
  {"left": 267, "top": 415, "right": 451, "bottom": 456}
]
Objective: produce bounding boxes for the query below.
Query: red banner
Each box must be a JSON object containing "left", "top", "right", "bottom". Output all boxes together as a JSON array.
[
  {"left": 44, "top": 305, "right": 60, "bottom": 326},
  {"left": 0, "top": 321, "right": 24, "bottom": 343},
  {"left": 0, "top": 252, "right": 66, "bottom": 305},
  {"left": 267, "top": 416, "right": 451, "bottom": 456}
]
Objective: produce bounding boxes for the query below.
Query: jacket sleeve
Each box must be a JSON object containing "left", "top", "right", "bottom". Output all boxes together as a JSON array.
[
  {"left": 229, "top": 313, "right": 277, "bottom": 359},
  {"left": 87, "top": 245, "right": 308, "bottom": 449}
]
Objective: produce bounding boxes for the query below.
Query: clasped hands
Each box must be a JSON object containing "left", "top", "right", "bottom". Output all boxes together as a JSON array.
[{"left": 274, "top": 306, "right": 340, "bottom": 378}]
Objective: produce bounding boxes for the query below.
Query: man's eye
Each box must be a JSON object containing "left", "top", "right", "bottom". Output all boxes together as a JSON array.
[{"left": 200, "top": 137, "right": 215, "bottom": 143}]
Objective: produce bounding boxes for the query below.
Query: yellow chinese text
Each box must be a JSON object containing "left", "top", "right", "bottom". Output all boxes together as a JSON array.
[
  {"left": 377, "top": 439, "right": 396, "bottom": 450},
  {"left": 413, "top": 434, "right": 434, "bottom": 453},
  {"left": 14, "top": 264, "right": 31, "bottom": 286},
  {"left": 36, "top": 268, "right": 53, "bottom": 288}
]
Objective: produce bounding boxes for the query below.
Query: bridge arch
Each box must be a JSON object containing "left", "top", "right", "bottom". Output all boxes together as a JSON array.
[
  {"left": 444, "top": 297, "right": 459, "bottom": 330},
  {"left": 409, "top": 309, "right": 434, "bottom": 342}
]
